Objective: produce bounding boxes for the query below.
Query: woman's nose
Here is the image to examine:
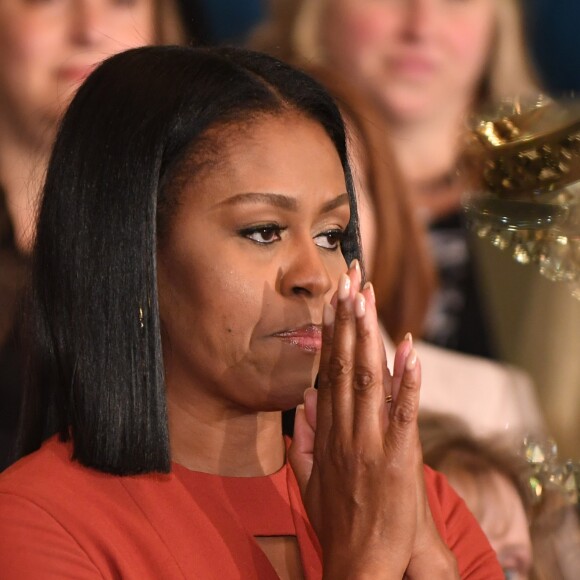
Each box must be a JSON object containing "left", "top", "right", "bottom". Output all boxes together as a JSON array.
[
  {"left": 70, "top": 0, "right": 109, "bottom": 46},
  {"left": 402, "top": 0, "right": 440, "bottom": 41},
  {"left": 279, "top": 239, "right": 334, "bottom": 299}
]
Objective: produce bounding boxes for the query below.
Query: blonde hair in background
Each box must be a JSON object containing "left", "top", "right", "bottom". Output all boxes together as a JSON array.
[
  {"left": 484, "top": 0, "right": 540, "bottom": 101},
  {"left": 251, "top": 0, "right": 540, "bottom": 102}
]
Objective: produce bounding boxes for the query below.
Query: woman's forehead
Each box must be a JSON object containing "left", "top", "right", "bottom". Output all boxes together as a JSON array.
[{"left": 177, "top": 114, "right": 348, "bottom": 209}]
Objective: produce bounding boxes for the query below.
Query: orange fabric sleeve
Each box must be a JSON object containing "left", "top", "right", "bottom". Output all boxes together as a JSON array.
[{"left": 0, "top": 493, "right": 102, "bottom": 579}]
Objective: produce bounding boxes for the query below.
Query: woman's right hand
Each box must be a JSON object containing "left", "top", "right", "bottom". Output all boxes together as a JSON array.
[{"left": 290, "top": 260, "right": 425, "bottom": 578}]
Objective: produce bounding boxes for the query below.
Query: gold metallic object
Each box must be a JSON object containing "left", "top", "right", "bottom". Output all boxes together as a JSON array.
[{"left": 464, "top": 95, "right": 580, "bottom": 296}]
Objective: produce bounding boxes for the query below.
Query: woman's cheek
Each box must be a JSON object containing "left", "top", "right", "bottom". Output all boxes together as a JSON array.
[
  {"left": 446, "top": 13, "right": 495, "bottom": 72},
  {"left": 448, "top": 20, "right": 492, "bottom": 80},
  {"left": 326, "top": 5, "right": 395, "bottom": 65}
]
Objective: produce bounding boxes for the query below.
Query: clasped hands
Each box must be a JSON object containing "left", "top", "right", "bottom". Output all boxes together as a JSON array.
[{"left": 290, "top": 260, "right": 459, "bottom": 579}]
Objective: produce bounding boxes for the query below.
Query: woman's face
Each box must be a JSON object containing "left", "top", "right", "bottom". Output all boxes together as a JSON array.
[
  {"left": 157, "top": 114, "right": 350, "bottom": 413},
  {"left": 449, "top": 469, "right": 533, "bottom": 579},
  {"left": 322, "top": 0, "right": 496, "bottom": 121},
  {"left": 0, "top": 0, "right": 156, "bottom": 143}
]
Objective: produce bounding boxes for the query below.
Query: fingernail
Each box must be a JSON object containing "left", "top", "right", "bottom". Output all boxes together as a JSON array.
[
  {"left": 338, "top": 273, "right": 351, "bottom": 301},
  {"left": 350, "top": 259, "right": 360, "bottom": 274},
  {"left": 363, "top": 281, "right": 375, "bottom": 304},
  {"left": 354, "top": 292, "right": 365, "bottom": 318},
  {"left": 404, "top": 332, "right": 413, "bottom": 346},
  {"left": 323, "top": 303, "right": 335, "bottom": 326},
  {"left": 406, "top": 348, "right": 417, "bottom": 371}
]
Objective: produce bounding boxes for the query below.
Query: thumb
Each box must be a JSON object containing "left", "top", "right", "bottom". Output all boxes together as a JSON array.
[{"left": 288, "top": 403, "right": 315, "bottom": 495}]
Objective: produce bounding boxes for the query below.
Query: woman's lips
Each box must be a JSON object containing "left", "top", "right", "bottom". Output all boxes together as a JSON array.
[
  {"left": 272, "top": 325, "right": 322, "bottom": 353},
  {"left": 389, "top": 56, "right": 436, "bottom": 79}
]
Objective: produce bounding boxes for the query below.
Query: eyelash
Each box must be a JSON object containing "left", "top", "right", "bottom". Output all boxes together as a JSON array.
[{"left": 238, "top": 223, "right": 344, "bottom": 251}]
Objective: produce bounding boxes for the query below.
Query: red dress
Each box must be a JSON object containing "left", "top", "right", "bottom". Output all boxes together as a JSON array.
[{"left": 0, "top": 437, "right": 502, "bottom": 578}]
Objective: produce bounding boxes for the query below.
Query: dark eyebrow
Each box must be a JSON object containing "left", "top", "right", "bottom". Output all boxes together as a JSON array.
[
  {"left": 320, "top": 193, "right": 349, "bottom": 213},
  {"left": 216, "top": 191, "right": 349, "bottom": 213},
  {"left": 217, "top": 192, "right": 298, "bottom": 210}
]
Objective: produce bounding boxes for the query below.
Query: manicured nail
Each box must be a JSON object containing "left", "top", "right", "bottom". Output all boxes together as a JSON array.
[
  {"left": 350, "top": 259, "right": 361, "bottom": 274},
  {"left": 323, "top": 303, "right": 335, "bottom": 326},
  {"left": 404, "top": 332, "right": 413, "bottom": 346},
  {"left": 406, "top": 348, "right": 417, "bottom": 371},
  {"left": 338, "top": 273, "right": 351, "bottom": 301},
  {"left": 354, "top": 292, "right": 366, "bottom": 318},
  {"left": 363, "top": 281, "right": 375, "bottom": 304}
]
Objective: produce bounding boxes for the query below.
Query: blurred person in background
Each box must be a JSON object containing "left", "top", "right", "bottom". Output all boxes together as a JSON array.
[
  {"left": 252, "top": 0, "right": 580, "bottom": 458},
  {"left": 251, "top": 0, "right": 539, "bottom": 360},
  {"left": 530, "top": 488, "right": 580, "bottom": 580},
  {"left": 419, "top": 411, "right": 534, "bottom": 579},
  {"left": 307, "top": 65, "right": 544, "bottom": 440},
  {"left": 0, "top": 0, "right": 187, "bottom": 471}
]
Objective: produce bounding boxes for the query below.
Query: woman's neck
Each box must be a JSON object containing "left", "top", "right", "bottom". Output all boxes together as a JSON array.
[
  {"left": 0, "top": 131, "right": 49, "bottom": 253},
  {"left": 388, "top": 111, "right": 465, "bottom": 186},
  {"left": 167, "top": 391, "right": 286, "bottom": 477},
  {"left": 386, "top": 106, "right": 470, "bottom": 223}
]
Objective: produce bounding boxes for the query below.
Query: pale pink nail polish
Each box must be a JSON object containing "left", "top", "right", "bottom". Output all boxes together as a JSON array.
[
  {"left": 406, "top": 348, "right": 417, "bottom": 371},
  {"left": 354, "top": 293, "right": 366, "bottom": 318},
  {"left": 338, "top": 273, "right": 350, "bottom": 301}
]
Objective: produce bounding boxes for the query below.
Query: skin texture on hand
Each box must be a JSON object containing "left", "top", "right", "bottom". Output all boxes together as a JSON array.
[{"left": 289, "top": 261, "right": 459, "bottom": 579}]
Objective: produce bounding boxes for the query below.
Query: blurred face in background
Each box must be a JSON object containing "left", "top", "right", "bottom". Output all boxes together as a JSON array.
[
  {"left": 322, "top": 0, "right": 496, "bottom": 123},
  {"left": 447, "top": 467, "right": 533, "bottom": 579},
  {"left": 0, "top": 0, "right": 156, "bottom": 146}
]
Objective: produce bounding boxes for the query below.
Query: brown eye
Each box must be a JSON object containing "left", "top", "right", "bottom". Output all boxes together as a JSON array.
[
  {"left": 240, "top": 224, "right": 285, "bottom": 245},
  {"left": 315, "top": 229, "right": 344, "bottom": 250}
]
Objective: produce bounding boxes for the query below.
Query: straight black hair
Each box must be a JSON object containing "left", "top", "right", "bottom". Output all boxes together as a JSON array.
[{"left": 19, "top": 45, "right": 362, "bottom": 475}]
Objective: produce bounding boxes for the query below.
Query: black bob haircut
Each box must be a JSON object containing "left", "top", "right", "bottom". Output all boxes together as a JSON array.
[{"left": 20, "top": 45, "right": 362, "bottom": 475}]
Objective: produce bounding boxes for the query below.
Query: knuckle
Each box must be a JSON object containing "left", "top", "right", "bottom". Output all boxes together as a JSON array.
[
  {"left": 328, "top": 355, "right": 352, "bottom": 379},
  {"left": 356, "top": 323, "right": 372, "bottom": 342},
  {"left": 401, "top": 374, "right": 419, "bottom": 394},
  {"left": 353, "top": 366, "right": 375, "bottom": 391},
  {"left": 392, "top": 398, "right": 418, "bottom": 426}
]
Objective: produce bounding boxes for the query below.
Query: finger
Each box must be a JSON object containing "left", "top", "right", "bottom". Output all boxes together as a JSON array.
[
  {"left": 352, "top": 290, "right": 384, "bottom": 447},
  {"left": 365, "top": 281, "right": 395, "bottom": 431},
  {"left": 349, "top": 259, "right": 362, "bottom": 299},
  {"left": 363, "top": 282, "right": 391, "bottom": 385},
  {"left": 391, "top": 333, "right": 413, "bottom": 406},
  {"left": 303, "top": 387, "right": 318, "bottom": 431},
  {"left": 328, "top": 272, "right": 356, "bottom": 436},
  {"left": 314, "top": 301, "right": 335, "bottom": 454},
  {"left": 289, "top": 404, "right": 315, "bottom": 495},
  {"left": 385, "top": 348, "right": 421, "bottom": 455}
]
